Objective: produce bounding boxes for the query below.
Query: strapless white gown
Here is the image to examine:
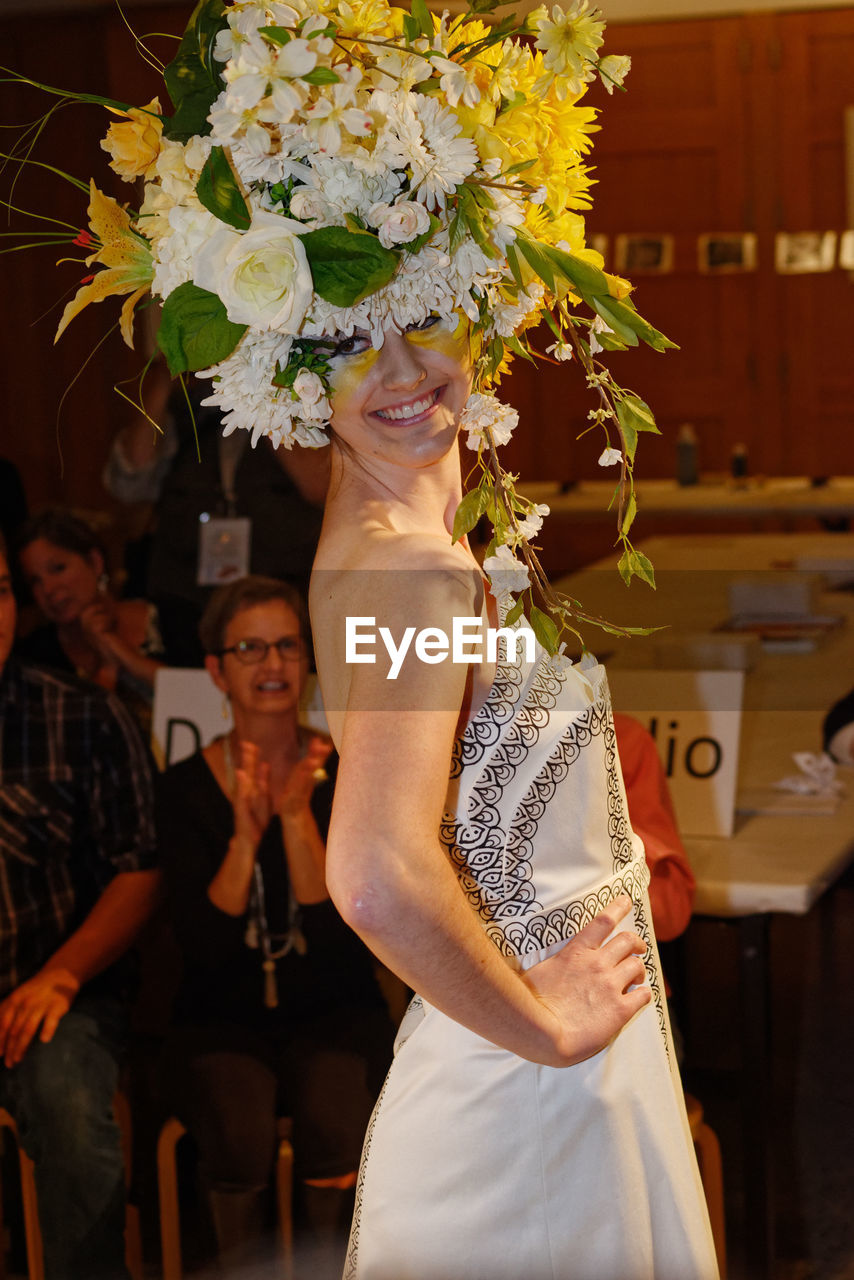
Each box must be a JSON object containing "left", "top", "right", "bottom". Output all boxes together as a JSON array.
[{"left": 344, "top": 638, "right": 718, "bottom": 1280}]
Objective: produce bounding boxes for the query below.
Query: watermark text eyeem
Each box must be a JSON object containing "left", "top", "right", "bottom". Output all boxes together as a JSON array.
[{"left": 346, "top": 616, "right": 535, "bottom": 680}]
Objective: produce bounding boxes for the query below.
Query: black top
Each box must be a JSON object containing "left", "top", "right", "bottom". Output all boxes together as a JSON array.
[
  {"left": 0, "top": 660, "right": 156, "bottom": 999},
  {"left": 156, "top": 751, "right": 384, "bottom": 1030}
]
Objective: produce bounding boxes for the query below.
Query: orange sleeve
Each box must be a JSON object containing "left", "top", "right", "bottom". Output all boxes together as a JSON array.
[{"left": 614, "top": 713, "right": 696, "bottom": 942}]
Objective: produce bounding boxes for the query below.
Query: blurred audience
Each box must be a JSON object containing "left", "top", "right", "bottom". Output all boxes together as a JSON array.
[
  {"left": 0, "top": 530, "right": 160, "bottom": 1280},
  {"left": 103, "top": 363, "right": 329, "bottom": 666},
  {"left": 16, "top": 509, "right": 164, "bottom": 727},
  {"left": 156, "top": 577, "right": 393, "bottom": 1277}
]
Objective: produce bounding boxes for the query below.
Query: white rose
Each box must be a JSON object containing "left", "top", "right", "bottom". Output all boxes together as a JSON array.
[
  {"left": 368, "top": 200, "right": 431, "bottom": 249},
  {"left": 193, "top": 209, "right": 313, "bottom": 333},
  {"left": 293, "top": 368, "right": 325, "bottom": 406},
  {"left": 290, "top": 187, "right": 331, "bottom": 225}
]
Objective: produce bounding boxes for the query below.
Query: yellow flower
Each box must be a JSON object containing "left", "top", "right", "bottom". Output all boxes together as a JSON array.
[
  {"left": 56, "top": 181, "right": 153, "bottom": 349},
  {"left": 605, "top": 272, "right": 633, "bottom": 300},
  {"left": 335, "top": 0, "right": 397, "bottom": 41},
  {"left": 100, "top": 98, "right": 163, "bottom": 182}
]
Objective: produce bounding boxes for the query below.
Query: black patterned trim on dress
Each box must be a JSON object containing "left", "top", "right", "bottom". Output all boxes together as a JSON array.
[
  {"left": 443, "top": 649, "right": 592, "bottom": 908},
  {"left": 484, "top": 858, "right": 671, "bottom": 1064},
  {"left": 344, "top": 1071, "right": 390, "bottom": 1280}
]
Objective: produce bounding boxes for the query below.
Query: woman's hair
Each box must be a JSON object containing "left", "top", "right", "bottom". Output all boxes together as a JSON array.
[
  {"left": 16, "top": 508, "right": 106, "bottom": 563},
  {"left": 199, "top": 575, "right": 311, "bottom": 656}
]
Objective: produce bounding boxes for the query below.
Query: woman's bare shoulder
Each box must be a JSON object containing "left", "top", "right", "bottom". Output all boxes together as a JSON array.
[{"left": 312, "top": 530, "right": 480, "bottom": 617}]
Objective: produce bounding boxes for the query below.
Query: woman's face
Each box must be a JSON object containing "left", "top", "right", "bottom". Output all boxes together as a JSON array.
[
  {"left": 325, "top": 313, "right": 473, "bottom": 466},
  {"left": 208, "top": 600, "right": 308, "bottom": 720},
  {"left": 20, "top": 538, "right": 103, "bottom": 624}
]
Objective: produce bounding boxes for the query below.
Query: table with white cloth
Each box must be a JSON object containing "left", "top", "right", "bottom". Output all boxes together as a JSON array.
[{"left": 557, "top": 531, "right": 854, "bottom": 1280}]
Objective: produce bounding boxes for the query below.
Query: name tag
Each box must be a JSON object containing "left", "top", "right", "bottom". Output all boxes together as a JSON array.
[{"left": 197, "top": 516, "right": 251, "bottom": 587}]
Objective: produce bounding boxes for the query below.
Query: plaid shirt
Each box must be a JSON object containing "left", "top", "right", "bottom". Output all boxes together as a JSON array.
[{"left": 0, "top": 660, "right": 156, "bottom": 1000}]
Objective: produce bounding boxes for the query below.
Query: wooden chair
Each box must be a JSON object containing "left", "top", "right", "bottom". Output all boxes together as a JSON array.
[
  {"left": 685, "top": 1093, "right": 727, "bottom": 1279},
  {"left": 0, "top": 1095, "right": 141, "bottom": 1280},
  {"left": 157, "top": 1115, "right": 294, "bottom": 1280}
]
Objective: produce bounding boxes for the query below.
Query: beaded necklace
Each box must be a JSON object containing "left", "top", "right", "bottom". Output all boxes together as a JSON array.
[{"left": 222, "top": 733, "right": 307, "bottom": 1010}]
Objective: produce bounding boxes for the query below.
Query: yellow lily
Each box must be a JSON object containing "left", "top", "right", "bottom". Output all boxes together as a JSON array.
[{"left": 55, "top": 180, "right": 154, "bottom": 348}]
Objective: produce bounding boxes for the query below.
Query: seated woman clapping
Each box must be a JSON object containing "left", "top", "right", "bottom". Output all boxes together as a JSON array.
[{"left": 155, "top": 576, "right": 393, "bottom": 1277}]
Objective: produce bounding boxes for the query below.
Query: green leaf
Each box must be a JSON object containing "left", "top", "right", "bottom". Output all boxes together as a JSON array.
[
  {"left": 504, "top": 157, "right": 536, "bottom": 177},
  {"left": 529, "top": 606, "right": 559, "bottom": 655},
  {"left": 469, "top": 0, "right": 503, "bottom": 12},
  {"left": 590, "top": 329, "right": 628, "bottom": 353},
  {"left": 411, "top": 0, "right": 434, "bottom": 38},
  {"left": 504, "top": 596, "right": 525, "bottom": 627},
  {"left": 597, "top": 295, "right": 677, "bottom": 353},
  {"left": 505, "top": 333, "right": 536, "bottom": 365},
  {"left": 156, "top": 282, "right": 246, "bottom": 375},
  {"left": 618, "top": 394, "right": 660, "bottom": 435},
  {"left": 485, "top": 337, "right": 504, "bottom": 379},
  {"left": 619, "top": 418, "right": 638, "bottom": 464},
  {"left": 505, "top": 243, "right": 523, "bottom": 289},
  {"left": 195, "top": 147, "right": 250, "bottom": 230},
  {"left": 301, "top": 66, "right": 341, "bottom": 86},
  {"left": 542, "top": 243, "right": 611, "bottom": 298},
  {"left": 631, "top": 550, "right": 656, "bottom": 588},
  {"left": 515, "top": 234, "right": 556, "bottom": 291},
  {"left": 259, "top": 25, "right": 292, "bottom": 44},
  {"left": 592, "top": 297, "right": 639, "bottom": 347},
  {"left": 621, "top": 491, "right": 637, "bottom": 536},
  {"left": 447, "top": 208, "right": 466, "bottom": 255},
  {"left": 402, "top": 13, "right": 419, "bottom": 42},
  {"left": 163, "top": 0, "right": 229, "bottom": 143},
  {"left": 617, "top": 547, "right": 656, "bottom": 589},
  {"left": 452, "top": 484, "right": 490, "bottom": 543},
  {"left": 456, "top": 186, "right": 495, "bottom": 257},
  {"left": 301, "top": 226, "right": 399, "bottom": 307}
]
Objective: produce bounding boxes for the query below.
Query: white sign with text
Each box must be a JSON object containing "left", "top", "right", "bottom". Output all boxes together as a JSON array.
[{"left": 607, "top": 669, "right": 745, "bottom": 838}]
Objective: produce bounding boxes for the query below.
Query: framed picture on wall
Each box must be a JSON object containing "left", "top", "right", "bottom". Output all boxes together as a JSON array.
[
  {"left": 614, "top": 234, "right": 674, "bottom": 274},
  {"left": 775, "top": 232, "right": 837, "bottom": 274},
  {"left": 697, "top": 233, "right": 758, "bottom": 273}
]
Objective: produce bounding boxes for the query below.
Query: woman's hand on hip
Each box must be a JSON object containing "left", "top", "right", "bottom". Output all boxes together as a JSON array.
[{"left": 522, "top": 895, "right": 651, "bottom": 1067}]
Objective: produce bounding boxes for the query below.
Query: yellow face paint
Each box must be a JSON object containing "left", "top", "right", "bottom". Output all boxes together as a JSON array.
[
  {"left": 403, "top": 312, "right": 472, "bottom": 370},
  {"left": 327, "top": 344, "right": 380, "bottom": 416}
]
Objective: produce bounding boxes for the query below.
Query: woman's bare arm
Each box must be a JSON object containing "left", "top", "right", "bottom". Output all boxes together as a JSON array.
[{"left": 323, "top": 558, "right": 650, "bottom": 1068}]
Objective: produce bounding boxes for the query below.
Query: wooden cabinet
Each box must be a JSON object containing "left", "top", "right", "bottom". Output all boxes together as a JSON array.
[{"left": 499, "top": 8, "right": 854, "bottom": 484}]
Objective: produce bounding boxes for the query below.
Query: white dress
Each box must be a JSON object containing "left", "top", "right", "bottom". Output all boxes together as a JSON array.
[{"left": 345, "top": 640, "right": 719, "bottom": 1280}]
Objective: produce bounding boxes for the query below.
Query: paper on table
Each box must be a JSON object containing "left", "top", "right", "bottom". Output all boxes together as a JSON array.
[{"left": 736, "top": 787, "right": 841, "bottom": 817}]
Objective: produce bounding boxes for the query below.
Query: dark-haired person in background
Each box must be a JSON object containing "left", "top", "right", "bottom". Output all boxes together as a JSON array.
[
  {"left": 16, "top": 508, "right": 164, "bottom": 729},
  {"left": 0, "top": 532, "right": 160, "bottom": 1279},
  {"left": 103, "top": 362, "right": 329, "bottom": 666}
]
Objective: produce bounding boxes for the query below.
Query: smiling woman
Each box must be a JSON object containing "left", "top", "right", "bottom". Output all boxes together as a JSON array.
[
  {"left": 309, "top": 298, "right": 718, "bottom": 1277},
  {"left": 156, "top": 574, "right": 394, "bottom": 1276}
]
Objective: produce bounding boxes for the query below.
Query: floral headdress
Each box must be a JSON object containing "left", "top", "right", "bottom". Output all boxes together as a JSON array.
[{"left": 4, "top": 0, "right": 673, "bottom": 650}]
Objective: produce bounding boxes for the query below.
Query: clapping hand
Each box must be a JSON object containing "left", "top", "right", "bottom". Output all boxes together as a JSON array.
[
  {"left": 232, "top": 740, "right": 273, "bottom": 860},
  {"left": 277, "top": 735, "right": 333, "bottom": 823}
]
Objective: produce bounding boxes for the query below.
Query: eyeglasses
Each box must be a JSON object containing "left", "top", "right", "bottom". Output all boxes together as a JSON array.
[{"left": 219, "top": 636, "right": 303, "bottom": 665}]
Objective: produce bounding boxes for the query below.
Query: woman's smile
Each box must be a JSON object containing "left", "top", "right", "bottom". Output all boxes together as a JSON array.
[{"left": 373, "top": 386, "right": 444, "bottom": 425}]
